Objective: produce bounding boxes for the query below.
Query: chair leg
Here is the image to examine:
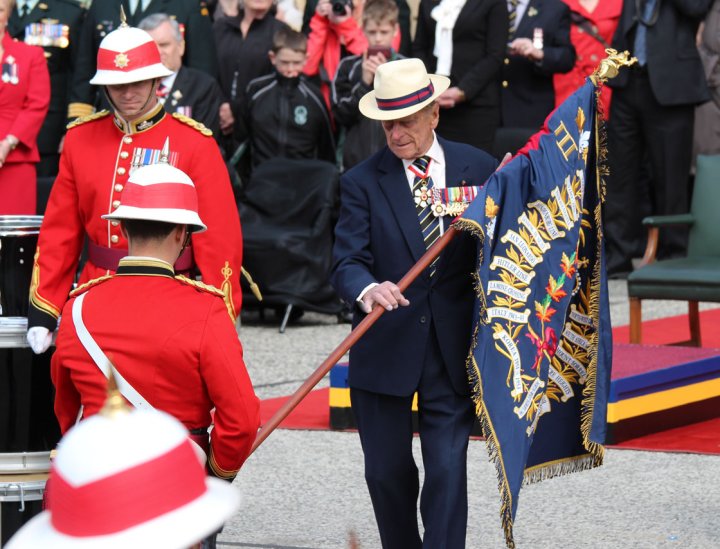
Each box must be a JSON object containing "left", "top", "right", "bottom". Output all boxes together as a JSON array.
[
  {"left": 629, "top": 297, "right": 642, "bottom": 344},
  {"left": 279, "top": 304, "right": 293, "bottom": 334},
  {"left": 688, "top": 301, "right": 701, "bottom": 347}
]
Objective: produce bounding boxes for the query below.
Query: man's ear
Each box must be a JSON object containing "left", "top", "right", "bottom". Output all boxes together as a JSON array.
[
  {"left": 268, "top": 50, "right": 276, "bottom": 66},
  {"left": 173, "top": 224, "right": 187, "bottom": 243},
  {"left": 179, "top": 39, "right": 186, "bottom": 58}
]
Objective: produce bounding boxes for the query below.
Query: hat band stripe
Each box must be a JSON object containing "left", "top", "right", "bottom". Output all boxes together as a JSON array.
[
  {"left": 376, "top": 81, "right": 435, "bottom": 111},
  {"left": 97, "top": 41, "right": 161, "bottom": 72},
  {"left": 120, "top": 181, "right": 199, "bottom": 212},
  {"left": 49, "top": 439, "right": 206, "bottom": 536}
]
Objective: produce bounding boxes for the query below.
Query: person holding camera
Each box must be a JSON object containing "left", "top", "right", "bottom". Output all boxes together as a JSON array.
[
  {"left": 304, "top": 0, "right": 400, "bottom": 112},
  {"left": 332, "top": 0, "right": 402, "bottom": 170}
]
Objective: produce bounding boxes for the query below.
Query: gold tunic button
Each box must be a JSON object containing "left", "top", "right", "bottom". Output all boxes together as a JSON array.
[
  {"left": 111, "top": 235, "right": 119, "bottom": 244},
  {"left": 117, "top": 167, "right": 126, "bottom": 175},
  {"left": 120, "top": 151, "right": 129, "bottom": 159},
  {"left": 114, "top": 183, "right": 123, "bottom": 192},
  {"left": 502, "top": 80, "right": 509, "bottom": 88},
  {"left": 112, "top": 199, "right": 121, "bottom": 208},
  {"left": 504, "top": 58, "right": 510, "bottom": 65},
  {"left": 123, "top": 136, "right": 132, "bottom": 144},
  {"left": 111, "top": 221, "right": 119, "bottom": 227}
]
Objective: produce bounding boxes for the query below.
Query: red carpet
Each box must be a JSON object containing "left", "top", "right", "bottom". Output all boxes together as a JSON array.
[
  {"left": 612, "top": 307, "right": 720, "bottom": 347},
  {"left": 260, "top": 387, "right": 330, "bottom": 431},
  {"left": 259, "top": 309, "right": 720, "bottom": 454},
  {"left": 611, "top": 418, "right": 720, "bottom": 455}
]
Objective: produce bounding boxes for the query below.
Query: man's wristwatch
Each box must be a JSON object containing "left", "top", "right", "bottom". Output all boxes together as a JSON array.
[{"left": 4, "top": 135, "right": 19, "bottom": 150}]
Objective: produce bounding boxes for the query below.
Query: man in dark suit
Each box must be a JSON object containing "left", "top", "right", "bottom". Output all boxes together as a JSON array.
[
  {"left": 9, "top": 0, "right": 85, "bottom": 177},
  {"left": 68, "top": 0, "right": 218, "bottom": 119},
  {"left": 500, "top": 0, "right": 575, "bottom": 130},
  {"left": 604, "top": 0, "right": 712, "bottom": 276},
  {"left": 331, "top": 58, "right": 497, "bottom": 548},
  {"left": 139, "top": 12, "right": 223, "bottom": 135}
]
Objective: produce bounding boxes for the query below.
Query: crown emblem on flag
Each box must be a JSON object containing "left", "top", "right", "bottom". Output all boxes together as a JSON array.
[{"left": 114, "top": 52, "right": 129, "bottom": 68}]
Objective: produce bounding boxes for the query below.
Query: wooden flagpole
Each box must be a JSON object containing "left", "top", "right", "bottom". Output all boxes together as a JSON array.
[{"left": 250, "top": 226, "right": 460, "bottom": 454}]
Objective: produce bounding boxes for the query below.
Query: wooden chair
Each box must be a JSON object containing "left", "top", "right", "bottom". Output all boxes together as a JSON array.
[{"left": 627, "top": 154, "right": 720, "bottom": 346}]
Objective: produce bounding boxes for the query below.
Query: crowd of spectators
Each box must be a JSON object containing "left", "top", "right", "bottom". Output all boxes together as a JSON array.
[{"left": 4, "top": 0, "right": 718, "bottom": 276}]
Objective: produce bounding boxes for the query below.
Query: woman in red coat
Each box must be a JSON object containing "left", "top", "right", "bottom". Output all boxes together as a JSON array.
[
  {"left": 554, "top": 0, "right": 621, "bottom": 114},
  {"left": 0, "top": 0, "right": 50, "bottom": 214}
]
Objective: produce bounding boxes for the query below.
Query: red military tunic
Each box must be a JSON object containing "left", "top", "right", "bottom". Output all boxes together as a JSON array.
[
  {"left": 29, "top": 104, "right": 243, "bottom": 330},
  {"left": 51, "top": 257, "right": 260, "bottom": 479}
]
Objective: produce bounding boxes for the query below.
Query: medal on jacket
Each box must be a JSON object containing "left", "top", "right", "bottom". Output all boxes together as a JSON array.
[
  {"left": 24, "top": 21, "right": 70, "bottom": 48},
  {"left": 131, "top": 147, "right": 179, "bottom": 172},
  {"left": 429, "top": 185, "right": 480, "bottom": 217},
  {"left": 170, "top": 89, "right": 183, "bottom": 107},
  {"left": 1, "top": 56, "right": 19, "bottom": 85}
]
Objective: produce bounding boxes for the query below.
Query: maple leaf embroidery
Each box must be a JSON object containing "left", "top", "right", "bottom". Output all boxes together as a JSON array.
[
  {"left": 535, "top": 301, "right": 557, "bottom": 322},
  {"left": 546, "top": 275, "right": 567, "bottom": 302}
]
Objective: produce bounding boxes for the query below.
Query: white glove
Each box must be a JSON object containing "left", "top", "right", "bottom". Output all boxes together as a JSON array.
[{"left": 27, "top": 327, "right": 53, "bottom": 355}]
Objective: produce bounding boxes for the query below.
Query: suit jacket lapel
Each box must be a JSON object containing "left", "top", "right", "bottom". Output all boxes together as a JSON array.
[
  {"left": 453, "top": 1, "right": 482, "bottom": 35},
  {"left": 432, "top": 138, "right": 471, "bottom": 279},
  {"left": 516, "top": 0, "right": 542, "bottom": 38},
  {"left": 166, "top": 67, "right": 186, "bottom": 112},
  {"left": 376, "top": 148, "right": 427, "bottom": 263}
]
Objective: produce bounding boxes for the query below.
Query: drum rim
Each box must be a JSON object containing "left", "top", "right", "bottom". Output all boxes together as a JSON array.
[
  {"left": 0, "top": 451, "right": 52, "bottom": 474},
  {"left": 0, "top": 214, "right": 43, "bottom": 236}
]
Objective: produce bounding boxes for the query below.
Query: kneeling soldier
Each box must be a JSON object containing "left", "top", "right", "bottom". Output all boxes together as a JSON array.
[{"left": 50, "top": 149, "right": 260, "bottom": 483}]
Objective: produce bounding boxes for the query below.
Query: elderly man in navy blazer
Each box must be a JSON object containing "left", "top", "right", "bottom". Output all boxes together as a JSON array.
[{"left": 331, "top": 58, "right": 497, "bottom": 548}]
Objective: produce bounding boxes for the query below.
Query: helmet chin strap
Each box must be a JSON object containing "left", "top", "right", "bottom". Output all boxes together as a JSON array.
[{"left": 103, "top": 78, "right": 159, "bottom": 121}]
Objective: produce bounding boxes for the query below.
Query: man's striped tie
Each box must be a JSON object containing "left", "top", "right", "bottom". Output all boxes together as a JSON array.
[
  {"left": 508, "top": 0, "right": 519, "bottom": 41},
  {"left": 410, "top": 155, "right": 440, "bottom": 276}
]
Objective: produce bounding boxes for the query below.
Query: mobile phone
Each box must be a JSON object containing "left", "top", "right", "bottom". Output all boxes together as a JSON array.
[{"left": 367, "top": 46, "right": 392, "bottom": 59}]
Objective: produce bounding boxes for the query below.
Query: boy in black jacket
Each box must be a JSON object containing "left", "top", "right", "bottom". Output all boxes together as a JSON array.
[
  {"left": 243, "top": 28, "right": 336, "bottom": 169},
  {"left": 331, "top": 0, "right": 401, "bottom": 171}
]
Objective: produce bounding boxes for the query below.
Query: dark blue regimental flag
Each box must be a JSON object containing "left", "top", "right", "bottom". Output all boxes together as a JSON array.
[{"left": 454, "top": 79, "right": 612, "bottom": 548}]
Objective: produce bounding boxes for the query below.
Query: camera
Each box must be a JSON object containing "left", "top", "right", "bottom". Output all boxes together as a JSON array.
[{"left": 331, "top": 0, "right": 353, "bottom": 16}]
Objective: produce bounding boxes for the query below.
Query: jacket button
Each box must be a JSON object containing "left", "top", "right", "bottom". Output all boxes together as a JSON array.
[
  {"left": 502, "top": 80, "right": 508, "bottom": 88},
  {"left": 114, "top": 183, "right": 123, "bottom": 192},
  {"left": 123, "top": 136, "right": 132, "bottom": 144},
  {"left": 112, "top": 199, "right": 120, "bottom": 208},
  {"left": 111, "top": 221, "right": 119, "bottom": 227},
  {"left": 117, "top": 167, "right": 126, "bottom": 175},
  {"left": 504, "top": 58, "right": 510, "bottom": 65},
  {"left": 120, "top": 151, "right": 129, "bottom": 159},
  {"left": 420, "top": 316, "right": 427, "bottom": 324},
  {"left": 111, "top": 235, "right": 119, "bottom": 244}
]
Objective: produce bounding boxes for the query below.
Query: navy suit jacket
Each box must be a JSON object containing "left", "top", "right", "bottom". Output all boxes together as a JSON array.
[
  {"left": 609, "top": 0, "right": 711, "bottom": 106},
  {"left": 331, "top": 138, "right": 497, "bottom": 397},
  {"left": 501, "top": 0, "right": 575, "bottom": 129}
]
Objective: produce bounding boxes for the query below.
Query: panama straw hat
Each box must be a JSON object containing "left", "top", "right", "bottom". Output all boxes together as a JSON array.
[
  {"left": 359, "top": 58, "right": 450, "bottom": 121},
  {"left": 102, "top": 139, "right": 207, "bottom": 233},
  {"left": 89, "top": 24, "right": 172, "bottom": 86},
  {"left": 6, "top": 401, "right": 239, "bottom": 549}
]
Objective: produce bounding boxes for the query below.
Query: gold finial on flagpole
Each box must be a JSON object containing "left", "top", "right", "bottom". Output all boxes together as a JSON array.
[{"left": 590, "top": 49, "right": 637, "bottom": 85}]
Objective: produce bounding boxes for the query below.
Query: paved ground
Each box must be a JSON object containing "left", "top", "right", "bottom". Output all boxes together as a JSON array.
[{"left": 221, "top": 281, "right": 720, "bottom": 548}]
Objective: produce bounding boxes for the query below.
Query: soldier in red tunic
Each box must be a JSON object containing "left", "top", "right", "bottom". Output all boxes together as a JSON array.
[
  {"left": 50, "top": 156, "right": 259, "bottom": 482},
  {"left": 27, "top": 18, "right": 243, "bottom": 354}
]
